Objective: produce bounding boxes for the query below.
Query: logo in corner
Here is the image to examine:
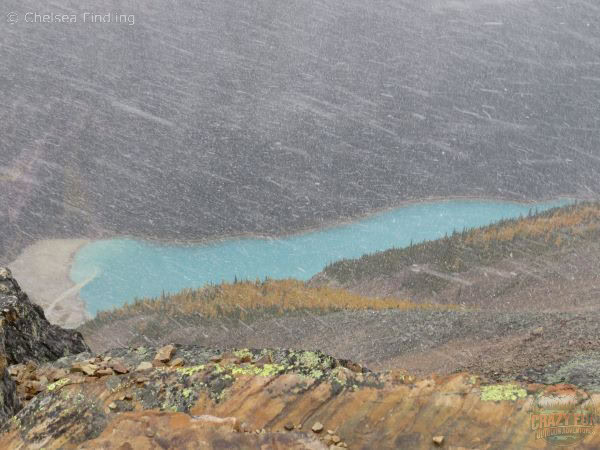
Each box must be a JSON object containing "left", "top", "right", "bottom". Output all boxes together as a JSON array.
[{"left": 529, "top": 384, "right": 599, "bottom": 447}]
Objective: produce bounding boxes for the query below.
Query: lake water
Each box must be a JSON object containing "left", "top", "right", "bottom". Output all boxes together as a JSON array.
[{"left": 71, "top": 198, "right": 574, "bottom": 315}]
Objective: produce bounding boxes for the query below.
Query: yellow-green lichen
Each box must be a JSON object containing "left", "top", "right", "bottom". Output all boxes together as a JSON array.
[
  {"left": 309, "top": 369, "right": 324, "bottom": 378},
  {"left": 298, "top": 351, "right": 321, "bottom": 368},
  {"left": 229, "top": 363, "right": 286, "bottom": 377},
  {"left": 47, "top": 378, "right": 70, "bottom": 392},
  {"left": 259, "top": 363, "right": 286, "bottom": 376},
  {"left": 182, "top": 388, "right": 194, "bottom": 399},
  {"left": 480, "top": 384, "right": 527, "bottom": 402},
  {"left": 233, "top": 349, "right": 253, "bottom": 360},
  {"left": 230, "top": 365, "right": 256, "bottom": 376},
  {"left": 176, "top": 365, "right": 205, "bottom": 376}
]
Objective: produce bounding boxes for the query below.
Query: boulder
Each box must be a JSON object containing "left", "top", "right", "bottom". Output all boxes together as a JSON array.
[{"left": 154, "top": 344, "right": 176, "bottom": 363}]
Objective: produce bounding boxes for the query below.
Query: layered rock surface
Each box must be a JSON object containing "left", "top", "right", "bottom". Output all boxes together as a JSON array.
[{"left": 2, "top": 344, "right": 600, "bottom": 449}]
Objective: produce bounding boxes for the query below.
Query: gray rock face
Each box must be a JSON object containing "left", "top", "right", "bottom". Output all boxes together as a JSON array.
[
  {"left": 0, "top": 267, "right": 90, "bottom": 421},
  {"left": 0, "top": 364, "right": 19, "bottom": 424},
  {"left": 0, "top": 268, "right": 90, "bottom": 366}
]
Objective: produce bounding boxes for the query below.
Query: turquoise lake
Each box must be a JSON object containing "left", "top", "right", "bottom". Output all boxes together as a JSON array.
[{"left": 71, "top": 198, "right": 574, "bottom": 315}]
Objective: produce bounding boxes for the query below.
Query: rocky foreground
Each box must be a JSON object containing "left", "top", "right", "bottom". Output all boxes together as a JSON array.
[{"left": 1, "top": 267, "right": 600, "bottom": 449}]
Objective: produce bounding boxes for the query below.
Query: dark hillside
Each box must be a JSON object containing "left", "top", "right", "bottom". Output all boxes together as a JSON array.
[{"left": 3, "top": 0, "right": 600, "bottom": 261}]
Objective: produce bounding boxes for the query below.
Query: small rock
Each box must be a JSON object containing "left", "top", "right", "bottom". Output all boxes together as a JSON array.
[
  {"left": 71, "top": 363, "right": 99, "bottom": 377},
  {"left": 236, "top": 354, "right": 252, "bottom": 364},
  {"left": 284, "top": 423, "right": 295, "bottom": 431},
  {"left": 568, "top": 340, "right": 575, "bottom": 346},
  {"left": 209, "top": 355, "right": 222, "bottom": 363},
  {"left": 345, "top": 361, "right": 363, "bottom": 373},
  {"left": 169, "top": 358, "right": 185, "bottom": 367},
  {"left": 145, "top": 428, "right": 155, "bottom": 438},
  {"left": 7, "top": 365, "right": 20, "bottom": 376},
  {"left": 312, "top": 422, "right": 324, "bottom": 433},
  {"left": 332, "top": 435, "right": 341, "bottom": 444},
  {"left": 136, "top": 362, "right": 153, "bottom": 372},
  {"left": 109, "top": 360, "right": 129, "bottom": 374},
  {"left": 327, "top": 430, "right": 334, "bottom": 435},
  {"left": 527, "top": 383, "right": 544, "bottom": 394},
  {"left": 25, "top": 380, "right": 44, "bottom": 394},
  {"left": 108, "top": 402, "right": 117, "bottom": 410},
  {"left": 96, "top": 368, "right": 114, "bottom": 377},
  {"left": 433, "top": 435, "right": 445, "bottom": 445},
  {"left": 48, "top": 368, "right": 69, "bottom": 381},
  {"left": 154, "top": 344, "right": 176, "bottom": 363}
]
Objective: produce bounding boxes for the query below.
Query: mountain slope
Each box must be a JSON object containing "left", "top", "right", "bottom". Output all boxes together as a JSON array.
[
  {"left": 315, "top": 202, "right": 600, "bottom": 308},
  {"left": 3, "top": 0, "right": 600, "bottom": 261}
]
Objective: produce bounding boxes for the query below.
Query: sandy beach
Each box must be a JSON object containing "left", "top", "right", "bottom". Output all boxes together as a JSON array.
[{"left": 8, "top": 239, "right": 92, "bottom": 329}]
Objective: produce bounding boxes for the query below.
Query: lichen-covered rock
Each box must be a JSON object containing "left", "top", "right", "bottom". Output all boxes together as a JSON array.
[
  {"left": 2, "top": 346, "right": 600, "bottom": 449},
  {"left": 0, "top": 267, "right": 89, "bottom": 365},
  {"left": 0, "top": 346, "right": 371, "bottom": 447}
]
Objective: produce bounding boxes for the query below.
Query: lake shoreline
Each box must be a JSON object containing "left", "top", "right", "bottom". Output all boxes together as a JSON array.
[
  {"left": 8, "top": 238, "right": 92, "bottom": 329},
  {"left": 75, "top": 194, "right": 585, "bottom": 248},
  {"left": 7, "top": 194, "right": 586, "bottom": 328},
  {"left": 72, "top": 196, "right": 578, "bottom": 317}
]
